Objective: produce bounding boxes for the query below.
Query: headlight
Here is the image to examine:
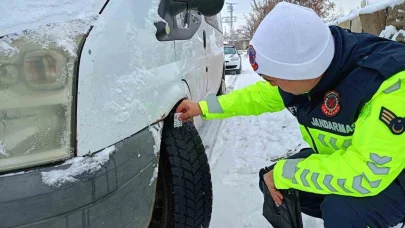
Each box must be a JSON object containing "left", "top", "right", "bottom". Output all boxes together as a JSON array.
[{"left": 0, "top": 36, "right": 83, "bottom": 173}]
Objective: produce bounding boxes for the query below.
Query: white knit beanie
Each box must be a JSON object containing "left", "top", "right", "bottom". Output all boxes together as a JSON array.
[{"left": 248, "top": 2, "right": 335, "bottom": 80}]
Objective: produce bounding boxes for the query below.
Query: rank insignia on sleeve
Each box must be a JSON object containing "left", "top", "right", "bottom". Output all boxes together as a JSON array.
[{"left": 379, "top": 107, "right": 405, "bottom": 135}]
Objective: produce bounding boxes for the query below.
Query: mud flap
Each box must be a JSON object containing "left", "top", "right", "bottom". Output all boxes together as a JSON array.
[{"left": 261, "top": 181, "right": 304, "bottom": 228}]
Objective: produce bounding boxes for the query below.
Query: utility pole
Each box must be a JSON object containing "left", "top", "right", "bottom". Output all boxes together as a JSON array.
[
  {"left": 227, "top": 2, "right": 237, "bottom": 35},
  {"left": 221, "top": 2, "right": 237, "bottom": 43}
]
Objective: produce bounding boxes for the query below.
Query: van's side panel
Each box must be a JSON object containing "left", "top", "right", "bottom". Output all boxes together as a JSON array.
[
  {"left": 174, "top": 10, "right": 208, "bottom": 103},
  {"left": 204, "top": 14, "right": 225, "bottom": 96},
  {"left": 77, "top": 0, "right": 184, "bottom": 155}
]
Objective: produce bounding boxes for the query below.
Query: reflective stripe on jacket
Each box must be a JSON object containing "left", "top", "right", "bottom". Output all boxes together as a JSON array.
[{"left": 198, "top": 26, "right": 405, "bottom": 197}]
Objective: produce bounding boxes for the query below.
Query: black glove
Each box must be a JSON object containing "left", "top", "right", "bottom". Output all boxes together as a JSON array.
[{"left": 261, "top": 180, "right": 304, "bottom": 228}]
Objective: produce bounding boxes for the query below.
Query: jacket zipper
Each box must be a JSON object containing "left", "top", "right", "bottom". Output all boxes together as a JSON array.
[{"left": 303, "top": 94, "right": 319, "bottom": 154}]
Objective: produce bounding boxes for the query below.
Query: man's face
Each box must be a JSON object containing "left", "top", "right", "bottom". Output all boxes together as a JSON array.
[{"left": 260, "top": 75, "right": 321, "bottom": 95}]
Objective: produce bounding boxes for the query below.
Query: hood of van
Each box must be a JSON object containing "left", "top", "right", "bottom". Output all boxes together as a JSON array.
[
  {"left": 225, "top": 53, "right": 239, "bottom": 62},
  {"left": 0, "top": 0, "right": 106, "bottom": 37}
]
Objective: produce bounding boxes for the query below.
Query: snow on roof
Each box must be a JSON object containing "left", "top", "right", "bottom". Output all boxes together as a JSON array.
[
  {"left": 328, "top": 0, "right": 405, "bottom": 26},
  {"left": 361, "top": 0, "right": 405, "bottom": 14},
  {"left": 328, "top": 8, "right": 361, "bottom": 26}
]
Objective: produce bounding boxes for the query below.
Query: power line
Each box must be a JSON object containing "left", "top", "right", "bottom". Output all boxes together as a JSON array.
[
  {"left": 221, "top": 2, "right": 237, "bottom": 40},
  {"left": 227, "top": 2, "right": 237, "bottom": 35}
]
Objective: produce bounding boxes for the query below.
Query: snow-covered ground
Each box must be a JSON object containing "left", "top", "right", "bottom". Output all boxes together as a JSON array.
[{"left": 208, "top": 57, "right": 401, "bottom": 228}]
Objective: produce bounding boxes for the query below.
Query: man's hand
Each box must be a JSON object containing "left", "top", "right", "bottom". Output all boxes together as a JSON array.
[
  {"left": 264, "top": 170, "right": 284, "bottom": 206},
  {"left": 175, "top": 100, "right": 203, "bottom": 122}
]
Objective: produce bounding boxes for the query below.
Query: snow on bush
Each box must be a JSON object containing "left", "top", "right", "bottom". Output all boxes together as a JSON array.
[
  {"left": 380, "top": 25, "right": 399, "bottom": 38},
  {"left": 379, "top": 25, "right": 405, "bottom": 41}
]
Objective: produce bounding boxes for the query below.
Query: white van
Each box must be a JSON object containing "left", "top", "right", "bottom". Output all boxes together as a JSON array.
[{"left": 0, "top": 0, "right": 225, "bottom": 227}]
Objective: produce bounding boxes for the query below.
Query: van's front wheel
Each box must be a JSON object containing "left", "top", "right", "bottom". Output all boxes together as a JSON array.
[
  {"left": 149, "top": 118, "right": 213, "bottom": 228},
  {"left": 217, "top": 66, "right": 226, "bottom": 95}
]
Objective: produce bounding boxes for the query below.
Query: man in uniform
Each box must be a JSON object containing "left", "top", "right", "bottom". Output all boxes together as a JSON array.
[{"left": 176, "top": 2, "right": 405, "bottom": 227}]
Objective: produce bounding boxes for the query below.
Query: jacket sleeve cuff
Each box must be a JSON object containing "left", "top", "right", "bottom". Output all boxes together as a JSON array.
[
  {"left": 198, "top": 101, "right": 209, "bottom": 120},
  {"left": 273, "top": 160, "right": 291, "bottom": 190}
]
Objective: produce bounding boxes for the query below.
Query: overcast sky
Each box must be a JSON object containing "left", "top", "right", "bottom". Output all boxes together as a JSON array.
[{"left": 220, "top": 0, "right": 379, "bottom": 34}]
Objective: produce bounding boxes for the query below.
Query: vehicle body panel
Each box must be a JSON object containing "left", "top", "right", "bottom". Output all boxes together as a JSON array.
[
  {"left": 0, "top": 126, "right": 157, "bottom": 228},
  {"left": 204, "top": 14, "right": 225, "bottom": 95},
  {"left": 77, "top": 0, "right": 185, "bottom": 155}
]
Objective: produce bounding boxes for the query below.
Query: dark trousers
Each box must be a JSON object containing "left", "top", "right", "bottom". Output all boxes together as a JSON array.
[{"left": 259, "top": 148, "right": 405, "bottom": 228}]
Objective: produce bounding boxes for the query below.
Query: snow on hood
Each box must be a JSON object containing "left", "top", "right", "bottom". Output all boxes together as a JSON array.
[
  {"left": 224, "top": 53, "right": 239, "bottom": 61},
  {"left": 0, "top": 0, "right": 108, "bottom": 57},
  {"left": 41, "top": 145, "right": 116, "bottom": 187},
  {"left": 0, "top": 0, "right": 105, "bottom": 37}
]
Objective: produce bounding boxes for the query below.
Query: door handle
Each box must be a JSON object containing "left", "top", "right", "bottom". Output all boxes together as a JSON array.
[{"left": 203, "top": 30, "right": 206, "bottom": 49}]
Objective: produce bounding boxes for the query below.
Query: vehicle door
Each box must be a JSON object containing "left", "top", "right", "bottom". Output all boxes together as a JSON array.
[
  {"left": 203, "top": 13, "right": 225, "bottom": 95},
  {"left": 173, "top": 10, "right": 208, "bottom": 102}
]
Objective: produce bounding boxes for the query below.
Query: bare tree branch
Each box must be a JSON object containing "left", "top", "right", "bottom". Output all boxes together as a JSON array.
[{"left": 238, "top": 0, "right": 336, "bottom": 40}]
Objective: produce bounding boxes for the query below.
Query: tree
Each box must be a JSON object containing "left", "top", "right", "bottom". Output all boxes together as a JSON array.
[
  {"left": 324, "top": 6, "right": 345, "bottom": 23},
  {"left": 360, "top": 0, "right": 369, "bottom": 8},
  {"left": 240, "top": 0, "right": 336, "bottom": 40}
]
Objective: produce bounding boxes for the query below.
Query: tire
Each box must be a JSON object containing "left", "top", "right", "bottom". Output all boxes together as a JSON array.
[
  {"left": 217, "top": 67, "right": 226, "bottom": 95},
  {"left": 236, "top": 62, "right": 242, "bottom": 74},
  {"left": 149, "top": 115, "right": 213, "bottom": 228}
]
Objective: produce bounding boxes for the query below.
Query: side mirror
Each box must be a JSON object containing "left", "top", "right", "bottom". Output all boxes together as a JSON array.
[{"left": 184, "top": 0, "right": 225, "bottom": 16}]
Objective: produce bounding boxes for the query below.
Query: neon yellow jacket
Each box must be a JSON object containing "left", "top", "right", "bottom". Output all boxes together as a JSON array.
[{"left": 198, "top": 72, "right": 405, "bottom": 197}]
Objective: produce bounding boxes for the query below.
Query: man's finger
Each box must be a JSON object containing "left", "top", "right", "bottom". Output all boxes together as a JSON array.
[
  {"left": 271, "top": 193, "right": 282, "bottom": 206},
  {"left": 274, "top": 190, "right": 283, "bottom": 200},
  {"left": 179, "top": 112, "right": 190, "bottom": 121},
  {"left": 176, "top": 104, "right": 186, "bottom": 113}
]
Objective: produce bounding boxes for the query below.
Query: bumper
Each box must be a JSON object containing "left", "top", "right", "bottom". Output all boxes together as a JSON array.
[
  {"left": 0, "top": 128, "right": 158, "bottom": 228},
  {"left": 225, "top": 60, "right": 241, "bottom": 71}
]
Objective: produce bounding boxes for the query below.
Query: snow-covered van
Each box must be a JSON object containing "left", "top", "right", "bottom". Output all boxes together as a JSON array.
[{"left": 0, "top": 0, "right": 225, "bottom": 227}]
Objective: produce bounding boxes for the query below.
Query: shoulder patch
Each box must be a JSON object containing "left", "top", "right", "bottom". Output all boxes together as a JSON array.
[
  {"left": 321, "top": 90, "right": 341, "bottom": 117},
  {"left": 248, "top": 45, "right": 259, "bottom": 71},
  {"left": 379, "top": 107, "right": 405, "bottom": 135}
]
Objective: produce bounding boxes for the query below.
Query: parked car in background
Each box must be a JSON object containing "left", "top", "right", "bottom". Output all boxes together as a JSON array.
[
  {"left": 0, "top": 0, "right": 225, "bottom": 227},
  {"left": 224, "top": 44, "right": 242, "bottom": 74}
]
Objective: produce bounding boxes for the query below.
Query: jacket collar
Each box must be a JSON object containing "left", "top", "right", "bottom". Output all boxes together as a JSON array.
[{"left": 308, "top": 26, "right": 358, "bottom": 98}]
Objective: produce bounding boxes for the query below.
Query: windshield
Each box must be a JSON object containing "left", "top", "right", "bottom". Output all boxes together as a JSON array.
[{"left": 224, "top": 47, "right": 237, "bottom": 55}]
